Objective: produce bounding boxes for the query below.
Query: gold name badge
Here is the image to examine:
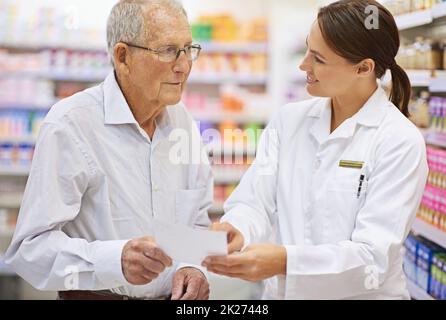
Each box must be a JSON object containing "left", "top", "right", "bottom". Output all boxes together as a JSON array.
[{"left": 339, "top": 160, "right": 364, "bottom": 169}]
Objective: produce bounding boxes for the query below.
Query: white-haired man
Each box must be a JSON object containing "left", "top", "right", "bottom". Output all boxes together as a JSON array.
[{"left": 5, "top": 0, "right": 212, "bottom": 300}]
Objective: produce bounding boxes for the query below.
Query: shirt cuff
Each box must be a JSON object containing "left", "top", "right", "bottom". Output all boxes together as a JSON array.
[
  {"left": 91, "top": 239, "right": 130, "bottom": 288},
  {"left": 176, "top": 263, "right": 209, "bottom": 280},
  {"left": 284, "top": 245, "right": 298, "bottom": 275}
]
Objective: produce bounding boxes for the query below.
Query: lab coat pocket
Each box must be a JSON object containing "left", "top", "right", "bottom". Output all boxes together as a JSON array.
[
  {"left": 325, "top": 176, "right": 365, "bottom": 241},
  {"left": 175, "top": 188, "right": 207, "bottom": 226}
]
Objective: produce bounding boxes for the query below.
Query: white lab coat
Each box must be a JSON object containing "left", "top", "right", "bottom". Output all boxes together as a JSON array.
[{"left": 220, "top": 86, "right": 428, "bottom": 299}]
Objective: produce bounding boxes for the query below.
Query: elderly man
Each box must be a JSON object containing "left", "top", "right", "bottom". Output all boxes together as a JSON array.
[{"left": 4, "top": 0, "right": 213, "bottom": 300}]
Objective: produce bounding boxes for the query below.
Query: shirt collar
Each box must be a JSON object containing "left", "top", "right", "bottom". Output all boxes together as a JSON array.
[
  {"left": 103, "top": 71, "right": 138, "bottom": 125},
  {"left": 308, "top": 85, "right": 391, "bottom": 143},
  {"left": 103, "top": 71, "right": 174, "bottom": 137}
]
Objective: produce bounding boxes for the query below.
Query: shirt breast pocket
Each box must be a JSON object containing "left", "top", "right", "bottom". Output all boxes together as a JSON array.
[
  {"left": 175, "top": 188, "right": 207, "bottom": 226},
  {"left": 324, "top": 172, "right": 367, "bottom": 242}
]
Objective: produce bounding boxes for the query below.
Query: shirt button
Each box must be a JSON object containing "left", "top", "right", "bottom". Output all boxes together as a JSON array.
[{"left": 315, "top": 159, "right": 321, "bottom": 169}]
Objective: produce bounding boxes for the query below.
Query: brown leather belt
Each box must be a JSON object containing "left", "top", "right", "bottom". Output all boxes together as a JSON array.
[{"left": 58, "top": 290, "right": 169, "bottom": 300}]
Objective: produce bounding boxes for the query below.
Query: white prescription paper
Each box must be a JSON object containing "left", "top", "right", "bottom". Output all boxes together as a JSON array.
[{"left": 153, "top": 219, "right": 228, "bottom": 265}]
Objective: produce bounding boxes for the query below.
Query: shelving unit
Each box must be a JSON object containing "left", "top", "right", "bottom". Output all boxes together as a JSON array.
[
  {"left": 393, "top": 2, "right": 446, "bottom": 301},
  {"left": 0, "top": 254, "right": 15, "bottom": 276},
  {"left": 199, "top": 41, "right": 268, "bottom": 54},
  {"left": 406, "top": 278, "right": 435, "bottom": 300},
  {"left": 0, "top": 165, "right": 30, "bottom": 177},
  {"left": 412, "top": 218, "right": 446, "bottom": 249},
  {"left": 191, "top": 111, "right": 270, "bottom": 124},
  {"left": 213, "top": 169, "right": 246, "bottom": 184},
  {"left": 188, "top": 74, "right": 267, "bottom": 85},
  {"left": 0, "top": 228, "right": 15, "bottom": 239},
  {"left": 0, "top": 194, "right": 23, "bottom": 209},
  {"left": 394, "top": 2, "right": 446, "bottom": 30}
]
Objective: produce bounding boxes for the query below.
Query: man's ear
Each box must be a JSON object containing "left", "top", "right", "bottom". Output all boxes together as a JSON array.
[
  {"left": 113, "top": 43, "right": 131, "bottom": 75},
  {"left": 356, "top": 58, "right": 375, "bottom": 77}
]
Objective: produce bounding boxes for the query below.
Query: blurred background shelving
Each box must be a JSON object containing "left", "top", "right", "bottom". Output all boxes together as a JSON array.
[
  {"left": 2, "top": 0, "right": 446, "bottom": 300},
  {"left": 0, "top": 0, "right": 321, "bottom": 300},
  {"left": 378, "top": 0, "right": 446, "bottom": 300}
]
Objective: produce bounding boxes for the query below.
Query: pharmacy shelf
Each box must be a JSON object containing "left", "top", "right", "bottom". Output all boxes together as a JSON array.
[
  {"left": 0, "top": 228, "right": 15, "bottom": 238},
  {"left": 0, "top": 194, "right": 23, "bottom": 209},
  {"left": 213, "top": 170, "right": 246, "bottom": 184},
  {"left": 431, "top": 1, "right": 446, "bottom": 19},
  {"left": 412, "top": 218, "right": 446, "bottom": 248},
  {"left": 395, "top": 10, "right": 433, "bottom": 30},
  {"left": 207, "top": 142, "right": 257, "bottom": 156},
  {"left": 0, "top": 136, "right": 37, "bottom": 144},
  {"left": 0, "top": 70, "right": 267, "bottom": 85},
  {"left": 0, "top": 103, "right": 52, "bottom": 111},
  {"left": 188, "top": 74, "right": 267, "bottom": 85},
  {"left": 423, "top": 131, "right": 446, "bottom": 149},
  {"left": 0, "top": 39, "right": 107, "bottom": 52},
  {"left": 407, "top": 70, "right": 431, "bottom": 87},
  {"left": 406, "top": 278, "right": 435, "bottom": 300},
  {"left": 200, "top": 41, "right": 268, "bottom": 54},
  {"left": 0, "top": 40, "right": 268, "bottom": 54},
  {"left": 0, "top": 165, "right": 30, "bottom": 176},
  {"left": 382, "top": 70, "right": 446, "bottom": 91},
  {"left": 192, "top": 111, "right": 271, "bottom": 124},
  {"left": 429, "top": 71, "right": 446, "bottom": 92},
  {"left": 0, "top": 255, "right": 15, "bottom": 276},
  {"left": 382, "top": 70, "right": 429, "bottom": 88},
  {"left": 209, "top": 203, "right": 224, "bottom": 216},
  {"left": 395, "top": 2, "right": 446, "bottom": 31},
  {"left": 0, "top": 70, "right": 110, "bottom": 83}
]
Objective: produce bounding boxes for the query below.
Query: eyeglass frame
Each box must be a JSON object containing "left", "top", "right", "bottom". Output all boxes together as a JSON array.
[{"left": 120, "top": 42, "right": 202, "bottom": 62}]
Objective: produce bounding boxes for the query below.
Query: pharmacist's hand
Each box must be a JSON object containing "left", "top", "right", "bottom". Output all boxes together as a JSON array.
[
  {"left": 171, "top": 267, "right": 210, "bottom": 300},
  {"left": 202, "top": 243, "right": 287, "bottom": 282},
  {"left": 209, "top": 222, "right": 244, "bottom": 254},
  {"left": 121, "top": 236, "right": 172, "bottom": 285}
]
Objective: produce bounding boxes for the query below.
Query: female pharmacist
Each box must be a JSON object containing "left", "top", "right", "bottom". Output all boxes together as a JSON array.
[{"left": 203, "top": 0, "right": 428, "bottom": 299}]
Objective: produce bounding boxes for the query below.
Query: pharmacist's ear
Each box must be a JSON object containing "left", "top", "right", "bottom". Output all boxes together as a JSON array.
[
  {"left": 113, "top": 43, "right": 131, "bottom": 75},
  {"left": 356, "top": 58, "right": 375, "bottom": 77}
]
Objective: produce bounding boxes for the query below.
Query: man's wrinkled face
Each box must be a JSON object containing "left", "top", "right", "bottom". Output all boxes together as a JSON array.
[{"left": 129, "top": 8, "right": 193, "bottom": 107}]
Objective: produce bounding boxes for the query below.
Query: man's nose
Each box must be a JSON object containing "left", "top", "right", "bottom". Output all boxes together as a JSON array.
[{"left": 173, "top": 50, "right": 191, "bottom": 73}]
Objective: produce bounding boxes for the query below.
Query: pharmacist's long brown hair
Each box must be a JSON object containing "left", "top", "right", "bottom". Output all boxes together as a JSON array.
[{"left": 318, "top": 0, "right": 411, "bottom": 117}]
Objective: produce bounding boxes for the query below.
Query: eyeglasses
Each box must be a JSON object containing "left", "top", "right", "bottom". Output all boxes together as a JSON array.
[{"left": 122, "top": 42, "right": 201, "bottom": 62}]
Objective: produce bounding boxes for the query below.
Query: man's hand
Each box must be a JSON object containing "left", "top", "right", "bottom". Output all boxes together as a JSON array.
[
  {"left": 210, "top": 222, "right": 244, "bottom": 254},
  {"left": 202, "top": 243, "right": 287, "bottom": 282},
  {"left": 121, "top": 236, "right": 172, "bottom": 285},
  {"left": 171, "top": 267, "right": 210, "bottom": 300}
]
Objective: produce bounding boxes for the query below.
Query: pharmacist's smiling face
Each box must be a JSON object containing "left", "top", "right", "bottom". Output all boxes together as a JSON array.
[
  {"left": 299, "top": 21, "right": 358, "bottom": 98},
  {"left": 130, "top": 9, "right": 193, "bottom": 108}
]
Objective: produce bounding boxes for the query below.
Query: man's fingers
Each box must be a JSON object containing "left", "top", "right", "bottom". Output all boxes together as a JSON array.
[
  {"left": 197, "top": 280, "right": 210, "bottom": 300},
  {"left": 141, "top": 255, "right": 165, "bottom": 274},
  {"left": 180, "top": 277, "right": 201, "bottom": 300},
  {"left": 141, "top": 270, "right": 158, "bottom": 281},
  {"left": 142, "top": 245, "right": 172, "bottom": 267},
  {"left": 171, "top": 272, "right": 186, "bottom": 300}
]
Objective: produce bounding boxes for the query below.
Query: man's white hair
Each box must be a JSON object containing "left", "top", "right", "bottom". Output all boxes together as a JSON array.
[{"left": 106, "top": 0, "right": 187, "bottom": 66}]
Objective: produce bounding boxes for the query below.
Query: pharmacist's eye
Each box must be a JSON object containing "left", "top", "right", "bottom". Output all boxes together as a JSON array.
[{"left": 313, "top": 55, "right": 324, "bottom": 64}]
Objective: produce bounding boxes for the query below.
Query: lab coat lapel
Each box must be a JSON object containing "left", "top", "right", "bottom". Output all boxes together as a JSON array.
[{"left": 309, "top": 99, "right": 331, "bottom": 145}]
